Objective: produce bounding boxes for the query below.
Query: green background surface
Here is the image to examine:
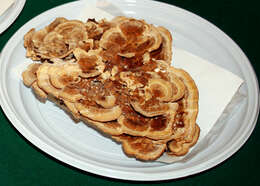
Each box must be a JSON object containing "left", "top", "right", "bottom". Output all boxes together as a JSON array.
[{"left": 0, "top": 0, "right": 259, "bottom": 185}]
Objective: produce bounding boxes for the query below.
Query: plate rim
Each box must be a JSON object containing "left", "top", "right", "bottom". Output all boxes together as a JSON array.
[
  {"left": 0, "top": 0, "right": 26, "bottom": 34},
  {"left": 0, "top": 0, "right": 259, "bottom": 181}
]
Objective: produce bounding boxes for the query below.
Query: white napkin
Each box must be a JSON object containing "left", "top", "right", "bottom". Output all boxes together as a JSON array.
[
  {"left": 78, "top": 0, "right": 123, "bottom": 21},
  {"left": 157, "top": 49, "right": 243, "bottom": 162},
  {"left": 77, "top": 4, "right": 114, "bottom": 21},
  {"left": 0, "top": 0, "right": 14, "bottom": 16}
]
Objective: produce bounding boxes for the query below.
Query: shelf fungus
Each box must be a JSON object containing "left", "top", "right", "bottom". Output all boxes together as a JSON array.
[{"left": 22, "top": 16, "right": 199, "bottom": 161}]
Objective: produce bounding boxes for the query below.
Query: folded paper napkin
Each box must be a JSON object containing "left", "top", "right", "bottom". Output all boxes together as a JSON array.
[
  {"left": 157, "top": 49, "right": 243, "bottom": 162},
  {"left": 0, "top": 0, "right": 14, "bottom": 16}
]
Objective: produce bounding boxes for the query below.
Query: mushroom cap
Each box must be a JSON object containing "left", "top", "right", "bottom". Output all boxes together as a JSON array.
[
  {"left": 22, "top": 63, "right": 41, "bottom": 86},
  {"left": 100, "top": 16, "right": 162, "bottom": 58},
  {"left": 75, "top": 103, "right": 122, "bottom": 122},
  {"left": 112, "top": 134, "right": 167, "bottom": 161}
]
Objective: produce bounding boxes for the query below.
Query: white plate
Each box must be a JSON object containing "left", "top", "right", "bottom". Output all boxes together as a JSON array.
[
  {"left": 0, "top": 0, "right": 259, "bottom": 181},
  {"left": 0, "top": 0, "right": 26, "bottom": 34}
]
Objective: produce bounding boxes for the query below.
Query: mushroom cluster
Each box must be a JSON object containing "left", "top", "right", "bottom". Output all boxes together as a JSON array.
[{"left": 22, "top": 16, "right": 199, "bottom": 161}]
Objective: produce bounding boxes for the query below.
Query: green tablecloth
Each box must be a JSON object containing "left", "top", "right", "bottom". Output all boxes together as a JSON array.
[{"left": 0, "top": 0, "right": 259, "bottom": 185}]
